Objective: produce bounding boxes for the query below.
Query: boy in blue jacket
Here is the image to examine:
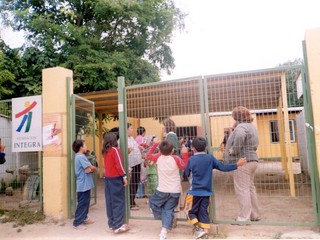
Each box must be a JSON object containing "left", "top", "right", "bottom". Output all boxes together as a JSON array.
[{"left": 184, "top": 137, "right": 246, "bottom": 239}]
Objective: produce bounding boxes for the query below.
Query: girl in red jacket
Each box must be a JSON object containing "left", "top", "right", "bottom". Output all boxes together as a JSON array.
[{"left": 102, "top": 132, "right": 129, "bottom": 233}]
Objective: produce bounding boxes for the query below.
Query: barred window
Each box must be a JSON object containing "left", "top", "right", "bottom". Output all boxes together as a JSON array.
[{"left": 269, "top": 120, "right": 295, "bottom": 143}]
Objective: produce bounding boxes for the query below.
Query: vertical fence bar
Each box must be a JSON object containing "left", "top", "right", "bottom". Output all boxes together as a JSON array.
[
  {"left": 118, "top": 76, "right": 129, "bottom": 222},
  {"left": 302, "top": 40, "right": 320, "bottom": 225}
]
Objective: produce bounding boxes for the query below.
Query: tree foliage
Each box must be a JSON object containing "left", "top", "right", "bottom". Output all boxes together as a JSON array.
[
  {"left": 0, "top": 0, "right": 185, "bottom": 95},
  {"left": 277, "top": 58, "right": 304, "bottom": 107},
  {"left": 0, "top": 40, "right": 15, "bottom": 99}
]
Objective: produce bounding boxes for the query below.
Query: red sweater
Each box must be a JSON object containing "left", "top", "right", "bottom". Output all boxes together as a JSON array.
[
  {"left": 146, "top": 143, "right": 189, "bottom": 170},
  {"left": 104, "top": 147, "right": 126, "bottom": 178}
]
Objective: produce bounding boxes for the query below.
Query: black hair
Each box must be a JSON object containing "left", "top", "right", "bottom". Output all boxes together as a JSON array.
[
  {"left": 191, "top": 137, "right": 207, "bottom": 152},
  {"left": 72, "top": 139, "right": 84, "bottom": 153},
  {"left": 159, "top": 140, "right": 173, "bottom": 155},
  {"left": 102, "top": 132, "right": 118, "bottom": 154},
  {"left": 137, "top": 126, "right": 146, "bottom": 135},
  {"left": 109, "top": 127, "right": 119, "bottom": 140}
]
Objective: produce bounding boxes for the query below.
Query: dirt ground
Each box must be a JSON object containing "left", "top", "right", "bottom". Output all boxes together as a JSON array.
[{"left": 2, "top": 177, "right": 320, "bottom": 240}]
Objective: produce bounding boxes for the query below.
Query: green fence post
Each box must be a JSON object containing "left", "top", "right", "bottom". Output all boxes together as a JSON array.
[{"left": 118, "top": 76, "right": 129, "bottom": 223}]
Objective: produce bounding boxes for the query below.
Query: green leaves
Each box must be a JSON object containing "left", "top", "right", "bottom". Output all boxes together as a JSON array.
[
  {"left": 0, "top": 41, "right": 15, "bottom": 99},
  {"left": 0, "top": 0, "right": 185, "bottom": 96}
]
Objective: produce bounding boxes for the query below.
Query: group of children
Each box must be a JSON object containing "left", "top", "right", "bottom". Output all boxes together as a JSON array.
[{"left": 72, "top": 125, "right": 247, "bottom": 239}]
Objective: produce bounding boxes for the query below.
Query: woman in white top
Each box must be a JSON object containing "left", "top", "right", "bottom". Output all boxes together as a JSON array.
[{"left": 127, "top": 123, "right": 143, "bottom": 210}]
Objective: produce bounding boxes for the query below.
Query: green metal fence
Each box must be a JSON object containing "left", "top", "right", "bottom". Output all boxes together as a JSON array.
[
  {"left": 68, "top": 94, "right": 96, "bottom": 218},
  {"left": 117, "top": 66, "right": 318, "bottom": 226}
]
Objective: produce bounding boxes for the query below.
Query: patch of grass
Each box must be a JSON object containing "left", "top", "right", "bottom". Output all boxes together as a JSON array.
[
  {"left": 8, "top": 178, "right": 23, "bottom": 189},
  {"left": 0, "top": 178, "right": 6, "bottom": 194},
  {"left": 0, "top": 209, "right": 45, "bottom": 226},
  {"left": 211, "top": 232, "right": 228, "bottom": 239}
]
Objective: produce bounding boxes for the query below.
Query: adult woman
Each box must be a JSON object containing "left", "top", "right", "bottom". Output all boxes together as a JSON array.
[
  {"left": 127, "top": 123, "right": 143, "bottom": 210},
  {"left": 162, "top": 118, "right": 179, "bottom": 155},
  {"left": 224, "top": 106, "right": 260, "bottom": 222}
]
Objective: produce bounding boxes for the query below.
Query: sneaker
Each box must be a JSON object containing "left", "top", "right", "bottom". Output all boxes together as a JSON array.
[
  {"left": 193, "top": 227, "right": 206, "bottom": 239},
  {"left": 251, "top": 217, "right": 261, "bottom": 221},
  {"left": 159, "top": 233, "right": 167, "bottom": 240},
  {"left": 200, "top": 234, "right": 209, "bottom": 239}
]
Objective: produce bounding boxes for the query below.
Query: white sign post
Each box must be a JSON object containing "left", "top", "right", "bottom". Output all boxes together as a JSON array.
[{"left": 12, "top": 95, "right": 42, "bottom": 152}]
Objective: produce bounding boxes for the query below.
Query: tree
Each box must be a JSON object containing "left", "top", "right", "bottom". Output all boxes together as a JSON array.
[
  {"left": 0, "top": 0, "right": 185, "bottom": 94},
  {"left": 277, "top": 58, "right": 304, "bottom": 107},
  {"left": 0, "top": 39, "right": 15, "bottom": 99}
]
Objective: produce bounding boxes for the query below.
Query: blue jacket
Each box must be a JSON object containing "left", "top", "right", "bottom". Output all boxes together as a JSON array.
[{"left": 185, "top": 152, "right": 237, "bottom": 196}]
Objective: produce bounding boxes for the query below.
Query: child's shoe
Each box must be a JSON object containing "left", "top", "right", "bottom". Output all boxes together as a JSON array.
[
  {"left": 159, "top": 233, "right": 167, "bottom": 240},
  {"left": 113, "top": 224, "right": 130, "bottom": 233},
  {"left": 200, "top": 233, "right": 209, "bottom": 239},
  {"left": 193, "top": 226, "right": 206, "bottom": 239}
]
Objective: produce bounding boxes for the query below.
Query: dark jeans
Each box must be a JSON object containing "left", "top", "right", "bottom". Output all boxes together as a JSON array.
[
  {"left": 149, "top": 190, "right": 180, "bottom": 229},
  {"left": 130, "top": 164, "right": 141, "bottom": 207},
  {"left": 73, "top": 190, "right": 91, "bottom": 227}
]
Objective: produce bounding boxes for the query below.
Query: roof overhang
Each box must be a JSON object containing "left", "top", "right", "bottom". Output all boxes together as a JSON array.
[{"left": 78, "top": 67, "right": 291, "bottom": 118}]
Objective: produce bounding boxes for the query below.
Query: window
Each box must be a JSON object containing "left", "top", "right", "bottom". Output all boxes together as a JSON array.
[
  {"left": 176, "top": 126, "right": 197, "bottom": 139},
  {"left": 270, "top": 121, "right": 279, "bottom": 143},
  {"left": 289, "top": 120, "right": 296, "bottom": 142},
  {"left": 269, "top": 120, "right": 296, "bottom": 143}
]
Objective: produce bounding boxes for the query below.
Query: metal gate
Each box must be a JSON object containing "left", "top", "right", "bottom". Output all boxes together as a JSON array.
[
  {"left": 68, "top": 94, "right": 96, "bottom": 217},
  {"left": 118, "top": 66, "right": 318, "bottom": 226}
]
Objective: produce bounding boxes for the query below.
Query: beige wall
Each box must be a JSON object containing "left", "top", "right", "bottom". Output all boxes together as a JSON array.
[{"left": 42, "top": 67, "right": 72, "bottom": 219}]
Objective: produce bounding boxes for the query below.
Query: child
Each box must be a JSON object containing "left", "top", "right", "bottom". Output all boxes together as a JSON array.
[
  {"left": 145, "top": 158, "right": 158, "bottom": 196},
  {"left": 135, "top": 126, "right": 148, "bottom": 199},
  {"left": 184, "top": 137, "right": 246, "bottom": 239},
  {"left": 0, "top": 137, "right": 6, "bottom": 164},
  {"left": 146, "top": 138, "right": 189, "bottom": 240},
  {"left": 144, "top": 135, "right": 158, "bottom": 197},
  {"left": 72, "top": 139, "right": 97, "bottom": 230},
  {"left": 102, "top": 132, "right": 129, "bottom": 233}
]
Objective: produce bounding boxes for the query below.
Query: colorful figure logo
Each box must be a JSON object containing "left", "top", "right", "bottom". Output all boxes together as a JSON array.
[{"left": 15, "top": 101, "right": 37, "bottom": 133}]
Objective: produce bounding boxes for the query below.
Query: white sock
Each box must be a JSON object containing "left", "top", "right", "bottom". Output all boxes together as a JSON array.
[{"left": 161, "top": 228, "right": 167, "bottom": 235}]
